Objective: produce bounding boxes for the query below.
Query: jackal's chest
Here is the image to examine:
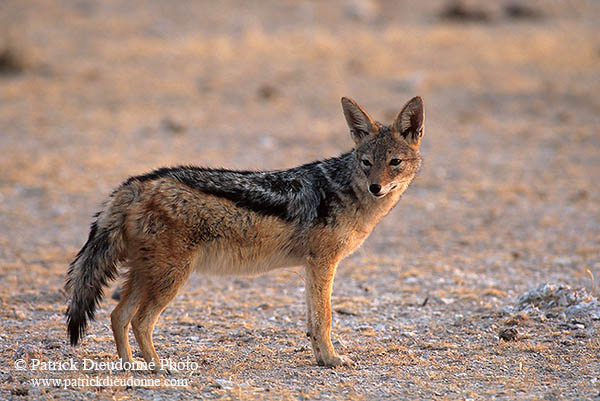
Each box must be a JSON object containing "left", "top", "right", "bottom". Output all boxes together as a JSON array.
[
  {"left": 342, "top": 229, "right": 371, "bottom": 258},
  {"left": 334, "top": 198, "right": 400, "bottom": 258},
  {"left": 328, "top": 215, "right": 378, "bottom": 259}
]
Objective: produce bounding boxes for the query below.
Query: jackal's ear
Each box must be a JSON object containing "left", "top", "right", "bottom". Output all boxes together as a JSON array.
[
  {"left": 341, "top": 97, "right": 377, "bottom": 144},
  {"left": 393, "top": 96, "right": 424, "bottom": 148}
]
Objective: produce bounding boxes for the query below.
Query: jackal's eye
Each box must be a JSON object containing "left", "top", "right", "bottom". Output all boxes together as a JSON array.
[
  {"left": 390, "top": 158, "right": 402, "bottom": 166},
  {"left": 361, "top": 159, "right": 372, "bottom": 168}
]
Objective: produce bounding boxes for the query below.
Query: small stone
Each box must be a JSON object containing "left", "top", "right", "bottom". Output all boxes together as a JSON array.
[
  {"left": 504, "top": 3, "right": 543, "bottom": 20},
  {"left": 499, "top": 327, "right": 518, "bottom": 341},
  {"left": 0, "top": 45, "right": 27, "bottom": 75},
  {"left": 439, "top": 0, "right": 494, "bottom": 23},
  {"left": 335, "top": 308, "right": 358, "bottom": 316},
  {"left": 215, "top": 379, "right": 235, "bottom": 390},
  {"left": 11, "top": 387, "right": 28, "bottom": 396},
  {"left": 343, "top": 0, "right": 379, "bottom": 22},
  {"left": 160, "top": 117, "right": 186, "bottom": 134},
  {"left": 257, "top": 84, "right": 278, "bottom": 100}
]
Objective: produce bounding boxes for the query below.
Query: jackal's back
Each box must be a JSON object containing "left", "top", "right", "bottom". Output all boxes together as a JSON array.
[{"left": 126, "top": 152, "right": 359, "bottom": 227}]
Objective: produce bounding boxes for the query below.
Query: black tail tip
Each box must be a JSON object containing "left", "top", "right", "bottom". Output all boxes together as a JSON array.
[
  {"left": 68, "top": 322, "right": 81, "bottom": 346},
  {"left": 67, "top": 313, "right": 85, "bottom": 346}
]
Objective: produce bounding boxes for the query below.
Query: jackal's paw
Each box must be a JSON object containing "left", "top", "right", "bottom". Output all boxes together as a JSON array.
[
  {"left": 153, "top": 366, "right": 178, "bottom": 375},
  {"left": 320, "top": 354, "right": 354, "bottom": 368}
]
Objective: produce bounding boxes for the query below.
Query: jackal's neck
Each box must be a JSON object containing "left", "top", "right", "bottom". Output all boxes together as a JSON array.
[{"left": 308, "top": 151, "right": 356, "bottom": 189}]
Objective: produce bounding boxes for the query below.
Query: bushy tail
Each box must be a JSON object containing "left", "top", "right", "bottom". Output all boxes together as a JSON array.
[{"left": 65, "top": 187, "right": 134, "bottom": 345}]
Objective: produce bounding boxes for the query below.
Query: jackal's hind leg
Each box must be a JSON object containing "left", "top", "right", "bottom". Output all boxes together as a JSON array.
[
  {"left": 130, "top": 259, "right": 192, "bottom": 373},
  {"left": 110, "top": 273, "right": 142, "bottom": 365}
]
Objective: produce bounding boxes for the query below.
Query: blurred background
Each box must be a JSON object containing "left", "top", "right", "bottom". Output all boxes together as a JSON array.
[
  {"left": 1, "top": 0, "right": 599, "bottom": 398},
  {"left": 1, "top": 0, "right": 598, "bottom": 262}
]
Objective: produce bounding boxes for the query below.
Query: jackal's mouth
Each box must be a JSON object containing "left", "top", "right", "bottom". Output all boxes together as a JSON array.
[
  {"left": 371, "top": 186, "right": 394, "bottom": 198},
  {"left": 368, "top": 182, "right": 406, "bottom": 199},
  {"left": 371, "top": 183, "right": 401, "bottom": 199}
]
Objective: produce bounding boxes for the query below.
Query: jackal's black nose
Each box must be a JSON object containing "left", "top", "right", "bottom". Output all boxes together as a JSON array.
[{"left": 369, "top": 184, "right": 381, "bottom": 195}]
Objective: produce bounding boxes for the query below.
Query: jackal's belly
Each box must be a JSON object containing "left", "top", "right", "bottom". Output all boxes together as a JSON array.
[{"left": 192, "top": 244, "right": 303, "bottom": 275}]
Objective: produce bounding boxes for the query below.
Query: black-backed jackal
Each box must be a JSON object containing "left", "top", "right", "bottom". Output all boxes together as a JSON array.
[{"left": 65, "top": 96, "right": 425, "bottom": 370}]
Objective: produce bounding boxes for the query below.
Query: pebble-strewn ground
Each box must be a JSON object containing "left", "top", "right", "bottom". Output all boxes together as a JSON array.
[{"left": 1, "top": 0, "right": 599, "bottom": 399}]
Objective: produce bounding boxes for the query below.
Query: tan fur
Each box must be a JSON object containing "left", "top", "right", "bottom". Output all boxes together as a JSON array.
[{"left": 69, "top": 96, "right": 425, "bottom": 371}]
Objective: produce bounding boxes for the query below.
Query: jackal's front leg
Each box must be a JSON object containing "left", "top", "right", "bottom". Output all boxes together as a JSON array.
[{"left": 305, "top": 263, "right": 353, "bottom": 367}]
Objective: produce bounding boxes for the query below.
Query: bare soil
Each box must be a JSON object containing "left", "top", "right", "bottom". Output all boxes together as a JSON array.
[{"left": 1, "top": 0, "right": 599, "bottom": 399}]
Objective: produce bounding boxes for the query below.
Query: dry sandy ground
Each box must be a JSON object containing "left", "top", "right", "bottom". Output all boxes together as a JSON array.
[{"left": 1, "top": 0, "right": 599, "bottom": 399}]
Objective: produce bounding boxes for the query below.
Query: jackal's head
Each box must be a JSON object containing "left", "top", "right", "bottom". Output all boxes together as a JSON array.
[{"left": 341, "top": 96, "right": 424, "bottom": 198}]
